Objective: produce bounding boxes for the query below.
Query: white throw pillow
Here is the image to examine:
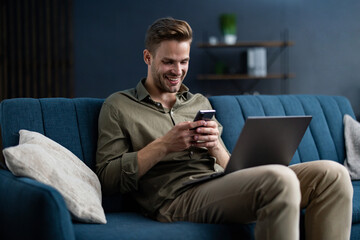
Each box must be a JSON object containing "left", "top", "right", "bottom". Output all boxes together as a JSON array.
[
  {"left": 343, "top": 114, "right": 360, "bottom": 180},
  {"left": 2, "top": 130, "right": 107, "bottom": 224}
]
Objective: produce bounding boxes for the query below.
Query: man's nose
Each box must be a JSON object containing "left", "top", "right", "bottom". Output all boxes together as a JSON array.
[{"left": 171, "top": 63, "right": 182, "bottom": 75}]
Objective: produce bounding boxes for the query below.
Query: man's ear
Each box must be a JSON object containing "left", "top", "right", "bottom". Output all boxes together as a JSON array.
[{"left": 143, "top": 49, "right": 152, "bottom": 65}]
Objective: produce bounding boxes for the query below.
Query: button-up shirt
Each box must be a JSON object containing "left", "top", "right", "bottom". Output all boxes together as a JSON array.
[{"left": 96, "top": 79, "right": 227, "bottom": 216}]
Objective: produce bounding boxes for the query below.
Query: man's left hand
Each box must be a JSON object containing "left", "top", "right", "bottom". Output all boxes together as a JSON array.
[{"left": 192, "top": 120, "right": 220, "bottom": 149}]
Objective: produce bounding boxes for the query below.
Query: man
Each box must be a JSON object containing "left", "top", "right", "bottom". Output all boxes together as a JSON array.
[{"left": 96, "top": 17, "right": 353, "bottom": 240}]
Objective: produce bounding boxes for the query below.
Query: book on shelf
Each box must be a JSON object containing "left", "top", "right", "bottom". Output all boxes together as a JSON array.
[{"left": 247, "top": 48, "right": 267, "bottom": 77}]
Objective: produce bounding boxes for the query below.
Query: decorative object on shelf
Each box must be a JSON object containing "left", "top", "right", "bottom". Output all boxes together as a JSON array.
[
  {"left": 219, "top": 14, "right": 237, "bottom": 44},
  {"left": 209, "top": 36, "right": 218, "bottom": 45},
  {"left": 247, "top": 48, "right": 267, "bottom": 77}
]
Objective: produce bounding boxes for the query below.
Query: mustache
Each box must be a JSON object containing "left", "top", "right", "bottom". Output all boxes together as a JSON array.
[{"left": 165, "top": 72, "right": 184, "bottom": 77}]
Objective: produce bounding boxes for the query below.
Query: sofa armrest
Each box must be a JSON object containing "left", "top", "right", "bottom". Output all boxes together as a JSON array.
[{"left": 0, "top": 169, "right": 75, "bottom": 240}]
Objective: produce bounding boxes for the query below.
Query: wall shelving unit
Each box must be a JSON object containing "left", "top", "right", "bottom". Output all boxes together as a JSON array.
[{"left": 197, "top": 40, "right": 294, "bottom": 94}]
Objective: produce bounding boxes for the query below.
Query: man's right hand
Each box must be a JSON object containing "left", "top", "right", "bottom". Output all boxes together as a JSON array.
[
  {"left": 137, "top": 120, "right": 205, "bottom": 177},
  {"left": 160, "top": 120, "right": 206, "bottom": 153}
]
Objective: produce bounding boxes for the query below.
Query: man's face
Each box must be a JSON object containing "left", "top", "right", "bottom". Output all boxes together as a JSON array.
[{"left": 148, "top": 40, "right": 190, "bottom": 94}]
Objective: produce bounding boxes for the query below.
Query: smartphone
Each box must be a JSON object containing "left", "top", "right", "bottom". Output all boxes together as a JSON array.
[
  {"left": 191, "top": 110, "right": 216, "bottom": 130},
  {"left": 193, "top": 110, "right": 216, "bottom": 122}
]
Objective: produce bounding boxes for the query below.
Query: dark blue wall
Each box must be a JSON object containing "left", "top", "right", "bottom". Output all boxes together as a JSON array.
[{"left": 73, "top": 0, "right": 360, "bottom": 116}]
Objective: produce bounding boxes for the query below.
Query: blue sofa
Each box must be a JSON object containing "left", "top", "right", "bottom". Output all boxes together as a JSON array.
[{"left": 0, "top": 95, "right": 359, "bottom": 240}]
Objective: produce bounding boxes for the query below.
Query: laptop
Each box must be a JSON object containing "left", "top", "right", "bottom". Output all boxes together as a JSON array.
[{"left": 183, "top": 115, "right": 312, "bottom": 186}]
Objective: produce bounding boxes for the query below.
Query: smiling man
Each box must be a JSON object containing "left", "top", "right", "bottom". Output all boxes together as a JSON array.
[
  {"left": 96, "top": 17, "right": 352, "bottom": 240},
  {"left": 146, "top": 39, "right": 189, "bottom": 94}
]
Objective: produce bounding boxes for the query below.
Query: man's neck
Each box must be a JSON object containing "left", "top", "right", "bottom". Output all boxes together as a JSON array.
[
  {"left": 144, "top": 80, "right": 177, "bottom": 109},
  {"left": 155, "top": 94, "right": 176, "bottom": 109}
]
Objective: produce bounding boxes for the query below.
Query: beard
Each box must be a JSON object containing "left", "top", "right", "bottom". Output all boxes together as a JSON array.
[{"left": 150, "top": 64, "right": 186, "bottom": 94}]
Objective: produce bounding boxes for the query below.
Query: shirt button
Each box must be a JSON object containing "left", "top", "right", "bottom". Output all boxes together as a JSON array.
[
  {"left": 189, "top": 151, "right": 194, "bottom": 158},
  {"left": 156, "top": 103, "right": 161, "bottom": 107}
]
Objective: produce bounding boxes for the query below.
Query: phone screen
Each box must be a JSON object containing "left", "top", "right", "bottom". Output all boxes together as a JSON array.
[
  {"left": 191, "top": 110, "right": 216, "bottom": 130},
  {"left": 193, "top": 110, "right": 216, "bottom": 121}
]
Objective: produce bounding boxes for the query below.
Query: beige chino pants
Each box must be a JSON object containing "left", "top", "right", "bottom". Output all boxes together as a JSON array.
[{"left": 157, "top": 161, "right": 353, "bottom": 240}]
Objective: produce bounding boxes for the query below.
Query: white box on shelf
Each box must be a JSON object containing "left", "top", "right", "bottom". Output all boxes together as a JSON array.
[{"left": 247, "top": 48, "right": 267, "bottom": 77}]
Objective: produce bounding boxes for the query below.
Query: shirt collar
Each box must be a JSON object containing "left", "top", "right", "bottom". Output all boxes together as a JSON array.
[{"left": 136, "top": 78, "right": 190, "bottom": 102}]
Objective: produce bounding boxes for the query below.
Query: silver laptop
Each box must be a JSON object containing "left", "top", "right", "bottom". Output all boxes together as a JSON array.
[{"left": 183, "top": 116, "right": 312, "bottom": 186}]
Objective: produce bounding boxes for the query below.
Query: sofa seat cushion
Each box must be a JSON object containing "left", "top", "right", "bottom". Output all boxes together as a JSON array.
[
  {"left": 73, "top": 212, "right": 254, "bottom": 240},
  {"left": 353, "top": 181, "right": 360, "bottom": 223}
]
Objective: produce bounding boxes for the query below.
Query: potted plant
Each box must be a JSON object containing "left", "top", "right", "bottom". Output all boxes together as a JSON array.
[{"left": 220, "top": 14, "right": 237, "bottom": 44}]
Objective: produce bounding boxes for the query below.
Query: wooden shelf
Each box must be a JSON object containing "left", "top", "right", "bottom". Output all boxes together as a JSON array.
[
  {"left": 197, "top": 41, "right": 294, "bottom": 48},
  {"left": 197, "top": 73, "right": 295, "bottom": 80},
  {"left": 197, "top": 38, "right": 294, "bottom": 93}
]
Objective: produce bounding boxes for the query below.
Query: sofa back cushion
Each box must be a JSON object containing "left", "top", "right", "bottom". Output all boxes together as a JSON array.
[
  {"left": 0, "top": 98, "right": 103, "bottom": 171},
  {"left": 209, "top": 95, "right": 356, "bottom": 165},
  {"left": 1, "top": 95, "right": 356, "bottom": 167}
]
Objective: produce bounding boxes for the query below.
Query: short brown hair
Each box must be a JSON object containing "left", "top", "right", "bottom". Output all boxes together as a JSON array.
[{"left": 145, "top": 17, "right": 193, "bottom": 54}]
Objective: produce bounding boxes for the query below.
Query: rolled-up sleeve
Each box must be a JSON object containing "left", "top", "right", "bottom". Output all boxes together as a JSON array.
[{"left": 96, "top": 103, "right": 139, "bottom": 195}]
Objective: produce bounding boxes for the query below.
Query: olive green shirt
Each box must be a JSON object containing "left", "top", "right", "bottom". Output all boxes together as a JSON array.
[{"left": 96, "top": 79, "right": 226, "bottom": 217}]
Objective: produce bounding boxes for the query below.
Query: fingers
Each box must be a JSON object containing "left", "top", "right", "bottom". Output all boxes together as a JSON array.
[
  {"left": 191, "top": 138, "right": 218, "bottom": 148},
  {"left": 177, "top": 120, "right": 218, "bottom": 131},
  {"left": 168, "top": 120, "right": 219, "bottom": 151},
  {"left": 193, "top": 134, "right": 218, "bottom": 142},
  {"left": 174, "top": 121, "right": 202, "bottom": 131},
  {"left": 191, "top": 120, "right": 220, "bottom": 148},
  {"left": 195, "top": 121, "right": 219, "bottom": 135}
]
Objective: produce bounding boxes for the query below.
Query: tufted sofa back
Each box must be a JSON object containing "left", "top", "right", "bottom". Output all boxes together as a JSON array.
[
  {"left": 209, "top": 95, "right": 355, "bottom": 165},
  {"left": 0, "top": 95, "right": 355, "bottom": 170},
  {"left": 0, "top": 98, "right": 103, "bottom": 170}
]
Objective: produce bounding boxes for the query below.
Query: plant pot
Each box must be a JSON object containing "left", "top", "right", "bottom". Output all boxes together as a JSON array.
[{"left": 224, "top": 34, "right": 237, "bottom": 45}]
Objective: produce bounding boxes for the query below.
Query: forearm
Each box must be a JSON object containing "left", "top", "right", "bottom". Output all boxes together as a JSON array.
[
  {"left": 137, "top": 137, "right": 168, "bottom": 178},
  {"left": 97, "top": 138, "right": 169, "bottom": 191},
  {"left": 208, "top": 142, "right": 230, "bottom": 169}
]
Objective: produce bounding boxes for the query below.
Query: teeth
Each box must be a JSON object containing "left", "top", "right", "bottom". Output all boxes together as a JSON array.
[{"left": 167, "top": 77, "right": 179, "bottom": 81}]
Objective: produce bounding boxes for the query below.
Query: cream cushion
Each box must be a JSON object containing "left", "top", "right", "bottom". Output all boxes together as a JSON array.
[
  {"left": 344, "top": 114, "right": 360, "bottom": 180},
  {"left": 2, "top": 130, "right": 106, "bottom": 224}
]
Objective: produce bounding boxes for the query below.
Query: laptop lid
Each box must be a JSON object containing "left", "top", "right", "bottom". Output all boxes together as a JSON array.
[{"left": 225, "top": 116, "right": 312, "bottom": 174}]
